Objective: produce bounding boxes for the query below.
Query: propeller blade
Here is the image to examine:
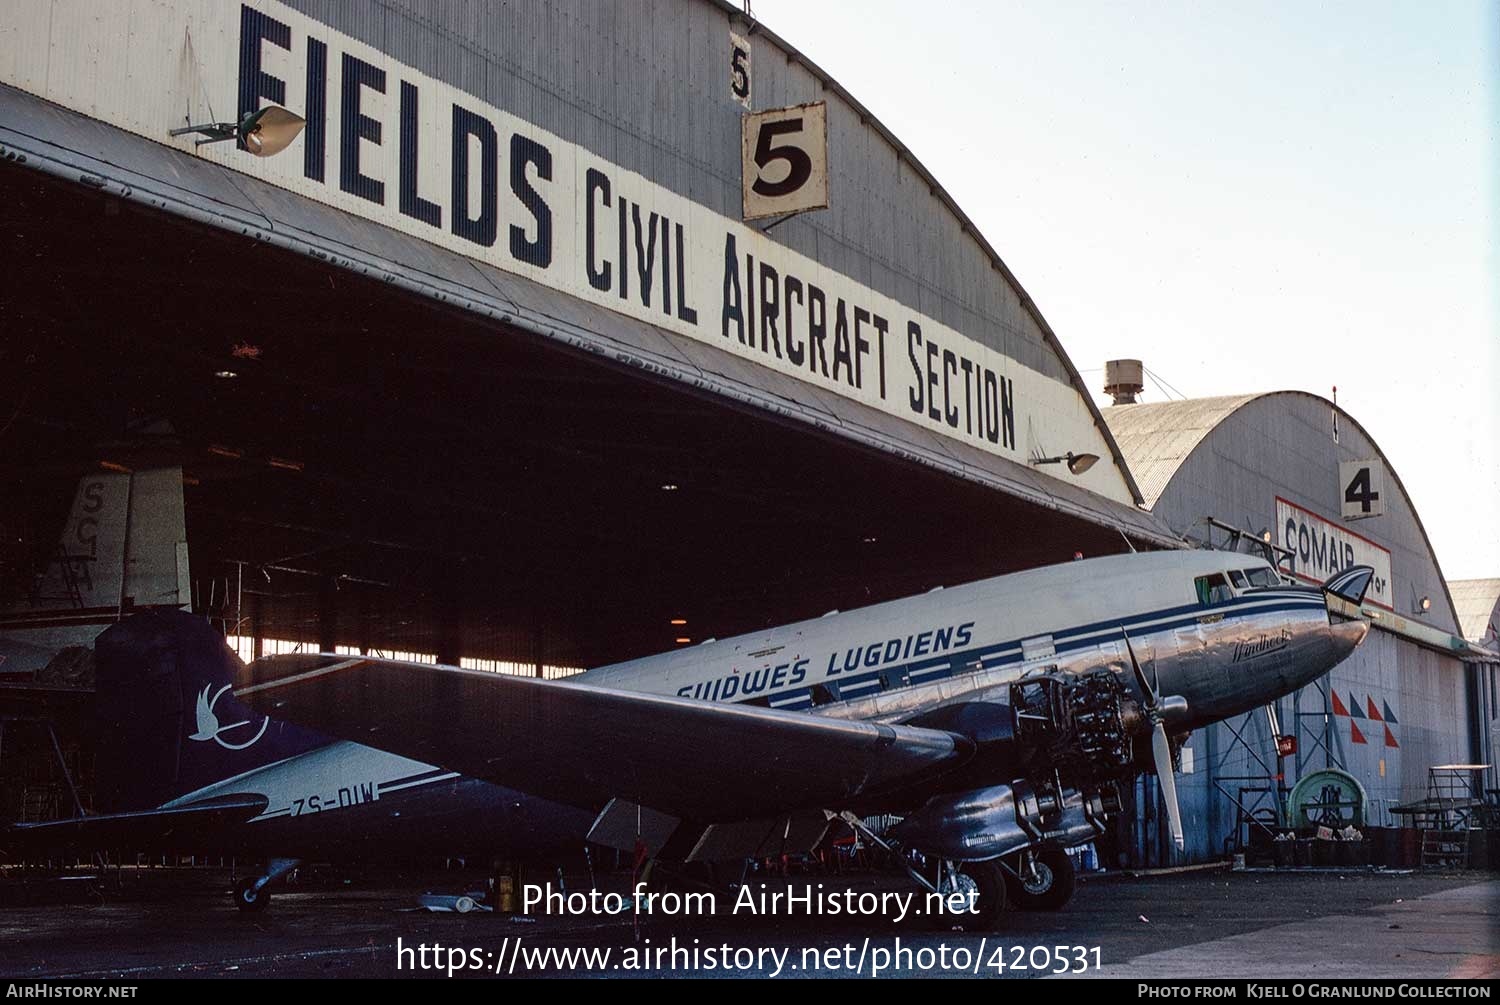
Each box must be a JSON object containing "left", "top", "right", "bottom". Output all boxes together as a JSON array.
[
  {"left": 1122, "top": 630, "right": 1158, "bottom": 709},
  {"left": 1152, "top": 722, "right": 1185, "bottom": 850}
]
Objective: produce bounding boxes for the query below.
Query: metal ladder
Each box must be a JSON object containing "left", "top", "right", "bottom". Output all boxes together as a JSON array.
[{"left": 1418, "top": 766, "right": 1483, "bottom": 869}]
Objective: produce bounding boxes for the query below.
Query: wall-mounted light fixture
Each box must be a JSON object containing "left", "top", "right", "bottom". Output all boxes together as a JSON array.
[
  {"left": 170, "top": 106, "right": 305, "bottom": 157},
  {"left": 1029, "top": 451, "right": 1100, "bottom": 476}
]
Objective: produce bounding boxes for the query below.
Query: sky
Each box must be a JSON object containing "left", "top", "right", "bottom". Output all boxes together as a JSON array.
[{"left": 752, "top": 0, "right": 1499, "bottom": 582}]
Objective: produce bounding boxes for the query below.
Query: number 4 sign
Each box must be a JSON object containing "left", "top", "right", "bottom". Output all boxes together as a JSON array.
[
  {"left": 1340, "top": 459, "right": 1385, "bottom": 520},
  {"left": 742, "top": 102, "right": 829, "bottom": 221}
]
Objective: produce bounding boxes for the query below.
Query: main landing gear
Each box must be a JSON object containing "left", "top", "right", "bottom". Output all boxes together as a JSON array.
[
  {"left": 936, "top": 859, "right": 1007, "bottom": 928},
  {"left": 837, "top": 811, "right": 1008, "bottom": 929},
  {"left": 232, "top": 857, "right": 301, "bottom": 912},
  {"left": 1001, "top": 845, "right": 1076, "bottom": 911}
]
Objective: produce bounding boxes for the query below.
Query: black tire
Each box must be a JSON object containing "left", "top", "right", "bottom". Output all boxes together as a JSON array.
[
  {"left": 1005, "top": 846, "right": 1076, "bottom": 911},
  {"left": 233, "top": 876, "right": 270, "bottom": 913},
  {"left": 953, "top": 860, "right": 1007, "bottom": 929}
]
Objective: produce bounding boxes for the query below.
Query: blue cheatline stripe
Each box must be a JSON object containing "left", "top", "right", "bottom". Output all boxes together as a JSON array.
[
  {"left": 729, "top": 592, "right": 1327, "bottom": 712},
  {"left": 252, "top": 773, "right": 464, "bottom": 823},
  {"left": 909, "top": 664, "right": 953, "bottom": 681}
]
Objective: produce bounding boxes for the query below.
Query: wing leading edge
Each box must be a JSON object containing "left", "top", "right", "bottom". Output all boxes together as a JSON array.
[
  {"left": 3, "top": 794, "right": 269, "bottom": 854},
  {"left": 238, "top": 655, "right": 972, "bottom": 822}
]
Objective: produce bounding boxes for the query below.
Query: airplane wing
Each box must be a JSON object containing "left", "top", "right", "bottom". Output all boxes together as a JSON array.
[
  {"left": 238, "top": 655, "right": 972, "bottom": 822},
  {"left": 3, "top": 794, "right": 269, "bottom": 854}
]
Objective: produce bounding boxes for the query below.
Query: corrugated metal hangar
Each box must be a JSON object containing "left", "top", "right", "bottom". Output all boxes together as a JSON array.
[
  {"left": 0, "top": 0, "right": 1492, "bottom": 880},
  {"left": 1105, "top": 391, "right": 1498, "bottom": 864},
  {"left": 0, "top": 0, "right": 1171, "bottom": 674}
]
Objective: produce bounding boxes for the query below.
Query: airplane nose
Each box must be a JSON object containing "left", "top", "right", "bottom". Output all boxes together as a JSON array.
[{"left": 1328, "top": 619, "right": 1369, "bottom": 661}]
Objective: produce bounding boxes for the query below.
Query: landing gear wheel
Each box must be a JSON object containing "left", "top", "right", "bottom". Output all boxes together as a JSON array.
[
  {"left": 1005, "top": 846, "right": 1075, "bottom": 911},
  {"left": 943, "top": 861, "right": 1006, "bottom": 929},
  {"left": 233, "top": 876, "right": 270, "bottom": 913}
]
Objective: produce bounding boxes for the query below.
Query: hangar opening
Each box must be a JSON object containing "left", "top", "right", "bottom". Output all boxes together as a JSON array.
[
  {"left": 0, "top": 160, "right": 1161, "bottom": 672},
  {"left": 0, "top": 0, "right": 1178, "bottom": 675},
  {"left": 0, "top": 1, "right": 1179, "bottom": 837}
]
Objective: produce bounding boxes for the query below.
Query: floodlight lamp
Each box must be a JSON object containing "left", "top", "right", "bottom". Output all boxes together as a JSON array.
[
  {"left": 169, "top": 105, "right": 305, "bottom": 157},
  {"left": 1029, "top": 451, "right": 1100, "bottom": 476},
  {"left": 240, "top": 106, "right": 305, "bottom": 157}
]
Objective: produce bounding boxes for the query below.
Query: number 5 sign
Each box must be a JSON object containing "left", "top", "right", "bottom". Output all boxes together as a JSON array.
[
  {"left": 1340, "top": 459, "right": 1385, "bottom": 520},
  {"left": 742, "top": 102, "right": 829, "bottom": 221}
]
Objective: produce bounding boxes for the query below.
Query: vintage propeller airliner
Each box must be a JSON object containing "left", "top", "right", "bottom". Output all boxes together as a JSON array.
[{"left": 7, "top": 549, "right": 1371, "bottom": 923}]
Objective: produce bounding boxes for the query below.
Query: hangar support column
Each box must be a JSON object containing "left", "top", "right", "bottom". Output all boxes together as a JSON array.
[
  {"left": 318, "top": 577, "right": 339, "bottom": 654},
  {"left": 437, "top": 591, "right": 465, "bottom": 669}
]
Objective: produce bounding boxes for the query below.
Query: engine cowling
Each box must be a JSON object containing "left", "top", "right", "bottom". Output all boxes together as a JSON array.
[
  {"left": 889, "top": 781, "right": 1112, "bottom": 861},
  {"left": 889, "top": 667, "right": 1139, "bottom": 860}
]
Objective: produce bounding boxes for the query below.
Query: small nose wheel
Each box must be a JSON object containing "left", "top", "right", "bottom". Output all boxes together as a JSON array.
[{"left": 233, "top": 875, "right": 270, "bottom": 912}]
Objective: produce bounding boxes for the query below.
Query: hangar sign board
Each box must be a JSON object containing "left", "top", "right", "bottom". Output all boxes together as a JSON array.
[
  {"left": 729, "top": 31, "right": 752, "bottom": 109},
  {"left": 0, "top": 0, "right": 1134, "bottom": 505},
  {"left": 1275, "top": 497, "right": 1393, "bottom": 611},
  {"left": 742, "top": 102, "right": 828, "bottom": 220},
  {"left": 1339, "top": 459, "right": 1385, "bottom": 520}
]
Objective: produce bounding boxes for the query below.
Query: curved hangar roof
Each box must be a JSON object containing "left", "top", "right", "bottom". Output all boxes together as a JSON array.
[
  {"left": 1104, "top": 392, "right": 1461, "bottom": 637},
  {"left": 0, "top": 0, "right": 1170, "bottom": 545}
]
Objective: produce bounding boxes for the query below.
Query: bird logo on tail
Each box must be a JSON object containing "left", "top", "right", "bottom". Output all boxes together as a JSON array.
[{"left": 189, "top": 684, "right": 269, "bottom": 750}]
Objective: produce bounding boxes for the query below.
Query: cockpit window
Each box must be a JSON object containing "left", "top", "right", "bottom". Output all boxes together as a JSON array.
[
  {"left": 1194, "top": 573, "right": 1234, "bottom": 605},
  {"left": 1243, "top": 567, "right": 1279, "bottom": 588},
  {"left": 1227, "top": 570, "right": 1248, "bottom": 589}
]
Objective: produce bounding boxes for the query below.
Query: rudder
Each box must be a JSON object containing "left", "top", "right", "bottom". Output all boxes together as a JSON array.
[{"left": 93, "top": 611, "right": 325, "bottom": 811}]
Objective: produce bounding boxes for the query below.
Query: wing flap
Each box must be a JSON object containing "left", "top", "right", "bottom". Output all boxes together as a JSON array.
[{"left": 238, "top": 655, "right": 970, "bottom": 822}]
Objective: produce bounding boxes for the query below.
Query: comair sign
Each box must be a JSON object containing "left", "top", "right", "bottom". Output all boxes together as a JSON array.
[
  {"left": 0, "top": 1, "right": 1131, "bottom": 503},
  {"left": 1276, "top": 497, "right": 1393, "bottom": 611}
]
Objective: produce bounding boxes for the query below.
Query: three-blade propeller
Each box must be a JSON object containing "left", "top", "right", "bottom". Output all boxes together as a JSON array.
[{"left": 1123, "top": 632, "right": 1185, "bottom": 851}]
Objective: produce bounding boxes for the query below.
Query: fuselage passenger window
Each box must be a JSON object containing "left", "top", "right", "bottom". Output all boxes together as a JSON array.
[{"left": 1227, "top": 570, "right": 1248, "bottom": 589}]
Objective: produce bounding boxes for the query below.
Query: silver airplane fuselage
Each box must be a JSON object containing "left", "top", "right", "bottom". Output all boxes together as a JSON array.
[
  {"left": 583, "top": 549, "right": 1367, "bottom": 737},
  {"left": 119, "top": 550, "right": 1368, "bottom": 860}
]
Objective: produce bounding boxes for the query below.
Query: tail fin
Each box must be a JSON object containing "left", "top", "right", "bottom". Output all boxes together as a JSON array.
[
  {"left": 0, "top": 467, "right": 189, "bottom": 679},
  {"left": 93, "top": 611, "right": 325, "bottom": 811},
  {"left": 1323, "top": 565, "right": 1375, "bottom": 606}
]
